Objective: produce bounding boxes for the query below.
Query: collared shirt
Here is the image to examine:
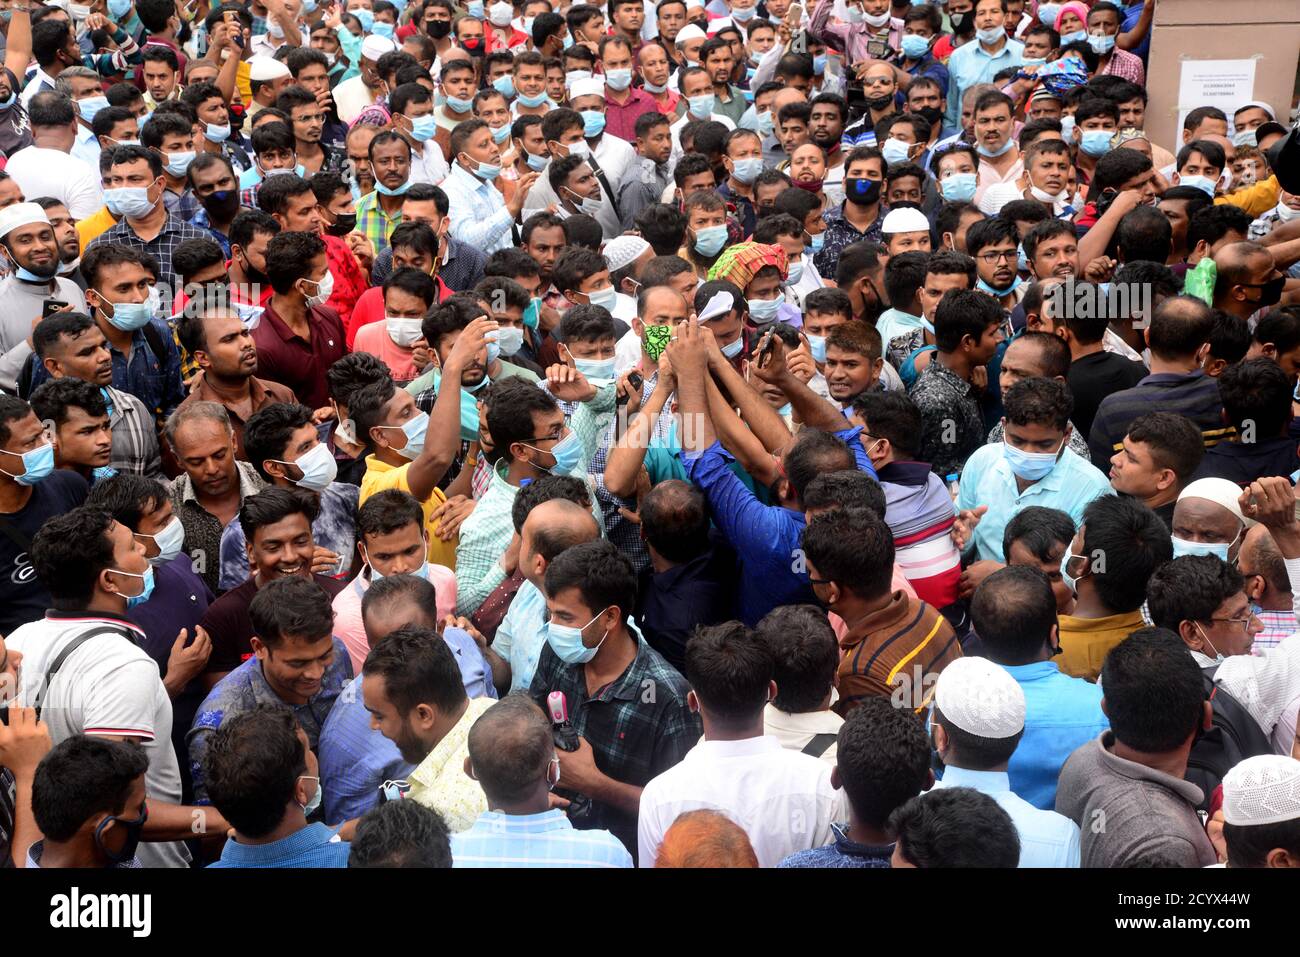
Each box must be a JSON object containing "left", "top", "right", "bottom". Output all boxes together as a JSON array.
[
  {"left": 491, "top": 578, "right": 549, "bottom": 693},
  {"left": 615, "top": 154, "right": 673, "bottom": 232},
  {"left": 814, "top": 201, "right": 882, "bottom": 280},
  {"left": 210, "top": 822, "right": 350, "bottom": 868},
  {"left": 452, "top": 809, "right": 633, "bottom": 868},
  {"left": 944, "top": 37, "right": 1024, "bottom": 129},
  {"left": 101, "top": 386, "right": 163, "bottom": 478},
  {"left": 684, "top": 431, "right": 875, "bottom": 625},
  {"left": 908, "top": 358, "right": 986, "bottom": 478},
  {"left": 1056, "top": 732, "right": 1217, "bottom": 868},
  {"left": 603, "top": 86, "right": 659, "bottom": 143},
  {"left": 178, "top": 373, "right": 296, "bottom": 462},
  {"left": 318, "top": 675, "right": 414, "bottom": 825},
  {"left": 407, "top": 696, "right": 495, "bottom": 832},
  {"left": 835, "top": 590, "right": 961, "bottom": 717},
  {"left": 529, "top": 625, "right": 700, "bottom": 857},
  {"left": 331, "top": 564, "right": 460, "bottom": 675},
  {"left": 639, "top": 735, "right": 848, "bottom": 868},
  {"left": 250, "top": 302, "right": 346, "bottom": 410},
  {"left": 218, "top": 482, "right": 359, "bottom": 592},
  {"left": 170, "top": 460, "right": 267, "bottom": 595},
  {"left": 441, "top": 162, "right": 517, "bottom": 256},
  {"left": 1088, "top": 370, "right": 1232, "bottom": 466},
  {"left": 1252, "top": 609, "right": 1296, "bottom": 655},
  {"left": 975, "top": 154, "right": 1025, "bottom": 211},
  {"left": 359, "top": 457, "right": 459, "bottom": 571},
  {"left": 809, "top": 4, "right": 904, "bottom": 76},
  {"left": 778, "top": 822, "right": 893, "bottom": 868},
  {"left": 354, "top": 189, "right": 404, "bottom": 255},
  {"left": 762, "top": 703, "right": 844, "bottom": 766},
  {"left": 933, "top": 766, "right": 1080, "bottom": 867},
  {"left": 188, "top": 636, "right": 353, "bottom": 804},
  {"left": 1100, "top": 48, "right": 1146, "bottom": 85},
  {"left": 369, "top": 236, "right": 487, "bottom": 293},
  {"left": 85, "top": 213, "right": 215, "bottom": 296},
  {"left": 26, "top": 841, "right": 141, "bottom": 869},
  {"left": 634, "top": 544, "right": 737, "bottom": 673},
  {"left": 1057, "top": 608, "right": 1148, "bottom": 682},
  {"left": 956, "top": 444, "right": 1114, "bottom": 562}
]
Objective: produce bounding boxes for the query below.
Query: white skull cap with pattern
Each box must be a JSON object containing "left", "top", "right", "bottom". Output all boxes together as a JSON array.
[
  {"left": 569, "top": 76, "right": 607, "bottom": 100},
  {"left": 881, "top": 206, "right": 931, "bottom": 235},
  {"left": 603, "top": 235, "right": 650, "bottom": 273},
  {"left": 1222, "top": 754, "right": 1300, "bottom": 826},
  {"left": 360, "top": 35, "right": 398, "bottom": 62},
  {"left": 934, "top": 657, "right": 1026, "bottom": 739},
  {"left": 675, "top": 23, "right": 707, "bottom": 45},
  {"left": 1177, "top": 477, "right": 1256, "bottom": 528},
  {"left": 0, "top": 202, "right": 50, "bottom": 239}
]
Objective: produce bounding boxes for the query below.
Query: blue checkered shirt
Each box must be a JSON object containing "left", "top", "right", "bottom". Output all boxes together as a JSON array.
[{"left": 452, "top": 809, "right": 633, "bottom": 867}]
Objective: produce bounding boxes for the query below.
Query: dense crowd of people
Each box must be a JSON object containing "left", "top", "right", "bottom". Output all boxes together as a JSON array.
[{"left": 0, "top": 0, "right": 1298, "bottom": 872}]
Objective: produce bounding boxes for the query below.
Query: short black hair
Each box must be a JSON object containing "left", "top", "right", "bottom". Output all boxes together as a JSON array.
[
  {"left": 561, "top": 214, "right": 603, "bottom": 251},
  {"left": 755, "top": 605, "right": 839, "bottom": 714},
  {"left": 363, "top": 625, "right": 468, "bottom": 716},
  {"left": 684, "top": 621, "right": 773, "bottom": 729},
  {"left": 635, "top": 203, "right": 687, "bottom": 256},
  {"left": 933, "top": 703, "right": 1024, "bottom": 771},
  {"left": 543, "top": 538, "right": 638, "bottom": 620},
  {"left": 31, "top": 735, "right": 149, "bottom": 842},
  {"left": 1124, "top": 412, "right": 1205, "bottom": 486},
  {"left": 327, "top": 351, "right": 392, "bottom": 409},
  {"left": 1217, "top": 357, "right": 1292, "bottom": 436},
  {"left": 850, "top": 391, "right": 922, "bottom": 459},
  {"left": 1147, "top": 294, "right": 1215, "bottom": 362},
  {"left": 1209, "top": 311, "right": 1251, "bottom": 367},
  {"left": 248, "top": 575, "right": 335, "bottom": 648},
  {"left": 81, "top": 241, "right": 159, "bottom": 289},
  {"left": 558, "top": 303, "right": 617, "bottom": 345},
  {"left": 888, "top": 787, "right": 1021, "bottom": 868},
  {"left": 485, "top": 378, "right": 558, "bottom": 463},
  {"left": 265, "top": 230, "right": 326, "bottom": 294},
  {"left": 783, "top": 430, "right": 856, "bottom": 504},
  {"left": 1002, "top": 505, "right": 1075, "bottom": 566},
  {"left": 883, "top": 250, "right": 930, "bottom": 310},
  {"left": 85, "top": 473, "right": 171, "bottom": 533},
  {"left": 511, "top": 474, "right": 593, "bottom": 534},
  {"left": 238, "top": 485, "right": 319, "bottom": 543},
  {"left": 256, "top": 172, "right": 314, "bottom": 217},
  {"left": 802, "top": 470, "right": 886, "bottom": 519},
  {"left": 1187, "top": 204, "right": 1253, "bottom": 253},
  {"left": 243, "top": 402, "right": 316, "bottom": 481},
  {"left": 551, "top": 246, "right": 609, "bottom": 298},
  {"left": 30, "top": 377, "right": 107, "bottom": 427},
  {"left": 348, "top": 799, "right": 452, "bottom": 868},
  {"left": 357, "top": 488, "right": 425, "bottom": 541},
  {"left": 1100, "top": 627, "right": 1207, "bottom": 753},
  {"left": 171, "top": 236, "right": 226, "bottom": 286},
  {"left": 1223, "top": 815, "right": 1300, "bottom": 869},
  {"left": 204, "top": 705, "right": 308, "bottom": 839},
  {"left": 31, "top": 507, "right": 118, "bottom": 609},
  {"left": 230, "top": 208, "right": 282, "bottom": 251},
  {"left": 1002, "top": 376, "right": 1072, "bottom": 432},
  {"left": 1146, "top": 555, "right": 1244, "bottom": 633},
  {"left": 934, "top": 288, "right": 1003, "bottom": 352},
  {"left": 801, "top": 507, "right": 894, "bottom": 600},
  {"left": 639, "top": 479, "right": 710, "bottom": 564},
  {"left": 971, "top": 564, "right": 1060, "bottom": 665},
  {"left": 1078, "top": 495, "right": 1173, "bottom": 613}
]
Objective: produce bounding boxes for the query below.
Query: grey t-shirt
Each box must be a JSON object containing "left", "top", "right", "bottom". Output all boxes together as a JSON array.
[{"left": 1055, "top": 731, "right": 1216, "bottom": 869}]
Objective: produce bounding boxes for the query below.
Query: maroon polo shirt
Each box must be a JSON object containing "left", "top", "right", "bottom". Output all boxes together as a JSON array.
[
  {"left": 604, "top": 87, "right": 659, "bottom": 144},
  {"left": 251, "top": 302, "right": 346, "bottom": 410}
]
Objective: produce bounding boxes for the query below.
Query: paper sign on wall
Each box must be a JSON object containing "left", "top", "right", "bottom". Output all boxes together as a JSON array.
[{"left": 1175, "top": 58, "right": 1258, "bottom": 147}]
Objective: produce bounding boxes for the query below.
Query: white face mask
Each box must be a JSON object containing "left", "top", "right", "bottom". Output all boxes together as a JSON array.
[{"left": 386, "top": 316, "right": 424, "bottom": 347}]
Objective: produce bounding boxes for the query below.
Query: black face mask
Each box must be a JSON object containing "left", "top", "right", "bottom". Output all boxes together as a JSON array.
[
  {"left": 95, "top": 805, "right": 147, "bottom": 865},
  {"left": 866, "top": 93, "right": 895, "bottom": 111},
  {"left": 844, "top": 177, "right": 882, "bottom": 207},
  {"left": 917, "top": 105, "right": 944, "bottom": 128},
  {"left": 426, "top": 19, "right": 452, "bottom": 39},
  {"left": 201, "top": 188, "right": 241, "bottom": 221},
  {"left": 240, "top": 253, "right": 268, "bottom": 287},
  {"left": 950, "top": 10, "right": 975, "bottom": 35},
  {"left": 325, "top": 212, "right": 358, "bottom": 237},
  {"left": 1244, "top": 276, "right": 1285, "bottom": 308}
]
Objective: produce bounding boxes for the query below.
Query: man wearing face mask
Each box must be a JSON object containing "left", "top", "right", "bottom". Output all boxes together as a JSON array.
[
  {"left": 387, "top": 82, "right": 450, "bottom": 186},
  {"left": 220, "top": 401, "right": 360, "bottom": 592},
  {"left": 808, "top": 0, "right": 901, "bottom": 111},
  {"left": 29, "top": 378, "right": 116, "bottom": 487},
  {"left": 943, "top": 0, "right": 1023, "bottom": 133},
  {"left": 442, "top": 119, "right": 538, "bottom": 255},
  {"left": 549, "top": 154, "right": 608, "bottom": 225},
  {"left": 1213, "top": 242, "right": 1290, "bottom": 325},
  {"left": 8, "top": 505, "right": 237, "bottom": 867},
  {"left": 188, "top": 154, "right": 251, "bottom": 255}
]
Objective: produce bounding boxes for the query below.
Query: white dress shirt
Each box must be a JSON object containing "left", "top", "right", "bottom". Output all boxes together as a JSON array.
[
  {"left": 441, "top": 162, "right": 516, "bottom": 255},
  {"left": 932, "top": 765, "right": 1081, "bottom": 868},
  {"left": 410, "top": 139, "right": 450, "bottom": 187},
  {"left": 5, "top": 145, "right": 104, "bottom": 219},
  {"left": 762, "top": 703, "right": 844, "bottom": 766},
  {"left": 670, "top": 110, "right": 736, "bottom": 165},
  {"left": 637, "top": 734, "right": 848, "bottom": 867}
]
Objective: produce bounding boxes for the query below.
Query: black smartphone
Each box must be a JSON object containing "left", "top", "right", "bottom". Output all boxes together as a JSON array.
[
  {"left": 755, "top": 329, "right": 776, "bottom": 369},
  {"left": 43, "top": 299, "right": 68, "bottom": 318}
]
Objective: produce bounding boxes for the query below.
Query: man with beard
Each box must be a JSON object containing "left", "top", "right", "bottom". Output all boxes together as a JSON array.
[
  {"left": 188, "top": 154, "right": 252, "bottom": 257},
  {"left": 363, "top": 625, "right": 493, "bottom": 833},
  {"left": 0, "top": 203, "right": 89, "bottom": 390},
  {"left": 31, "top": 198, "right": 85, "bottom": 292}
]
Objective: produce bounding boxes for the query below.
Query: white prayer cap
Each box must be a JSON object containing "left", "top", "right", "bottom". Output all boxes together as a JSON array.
[
  {"left": 675, "top": 23, "right": 707, "bottom": 45},
  {"left": 360, "top": 34, "right": 398, "bottom": 62},
  {"left": 933, "top": 657, "right": 1025, "bottom": 739},
  {"left": 569, "top": 77, "right": 606, "bottom": 101},
  {"left": 604, "top": 235, "right": 650, "bottom": 273},
  {"left": 1177, "top": 478, "right": 1256, "bottom": 528},
  {"left": 0, "top": 202, "right": 51, "bottom": 239},
  {"left": 881, "top": 206, "right": 930, "bottom": 235},
  {"left": 1222, "top": 755, "right": 1300, "bottom": 827},
  {"left": 248, "top": 56, "right": 292, "bottom": 82},
  {"left": 709, "top": 15, "right": 733, "bottom": 33},
  {"left": 1234, "top": 100, "right": 1276, "bottom": 122}
]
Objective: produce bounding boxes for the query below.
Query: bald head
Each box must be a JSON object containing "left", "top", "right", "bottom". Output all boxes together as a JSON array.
[
  {"left": 520, "top": 499, "right": 600, "bottom": 587},
  {"left": 771, "top": 86, "right": 807, "bottom": 116},
  {"left": 466, "top": 695, "right": 554, "bottom": 807}
]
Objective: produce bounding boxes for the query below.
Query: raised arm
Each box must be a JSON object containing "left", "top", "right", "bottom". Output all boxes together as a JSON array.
[{"left": 3, "top": 2, "right": 32, "bottom": 80}]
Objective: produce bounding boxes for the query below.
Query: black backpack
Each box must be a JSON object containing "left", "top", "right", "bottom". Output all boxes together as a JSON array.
[
  {"left": 1185, "top": 664, "right": 1275, "bottom": 812},
  {"left": 17, "top": 321, "right": 167, "bottom": 399}
]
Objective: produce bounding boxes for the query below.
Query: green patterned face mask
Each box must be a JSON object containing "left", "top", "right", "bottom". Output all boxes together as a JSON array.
[{"left": 642, "top": 324, "right": 673, "bottom": 363}]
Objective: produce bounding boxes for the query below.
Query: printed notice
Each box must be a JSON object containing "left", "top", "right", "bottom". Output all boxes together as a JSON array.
[{"left": 1175, "top": 58, "right": 1257, "bottom": 143}]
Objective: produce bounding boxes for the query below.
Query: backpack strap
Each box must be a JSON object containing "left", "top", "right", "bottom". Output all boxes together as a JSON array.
[
  {"left": 801, "top": 733, "right": 838, "bottom": 758},
  {"left": 31, "top": 627, "right": 133, "bottom": 722}
]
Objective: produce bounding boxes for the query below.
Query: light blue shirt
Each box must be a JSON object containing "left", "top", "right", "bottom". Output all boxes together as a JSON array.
[
  {"left": 1000, "top": 660, "right": 1109, "bottom": 810},
  {"left": 317, "top": 674, "right": 415, "bottom": 825},
  {"left": 72, "top": 124, "right": 101, "bottom": 170},
  {"left": 492, "top": 578, "right": 548, "bottom": 693},
  {"left": 451, "top": 809, "right": 632, "bottom": 868},
  {"left": 944, "top": 37, "right": 1025, "bottom": 130},
  {"left": 933, "top": 766, "right": 1080, "bottom": 868},
  {"left": 441, "top": 162, "right": 516, "bottom": 255},
  {"left": 957, "top": 444, "right": 1113, "bottom": 562},
  {"left": 876, "top": 307, "right": 928, "bottom": 348}
]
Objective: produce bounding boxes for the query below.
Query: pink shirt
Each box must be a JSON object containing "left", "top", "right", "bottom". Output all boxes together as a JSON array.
[
  {"left": 354, "top": 319, "right": 423, "bottom": 385},
  {"left": 334, "top": 564, "right": 458, "bottom": 674}
]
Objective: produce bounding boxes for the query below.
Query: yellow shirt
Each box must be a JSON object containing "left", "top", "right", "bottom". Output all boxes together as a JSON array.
[
  {"left": 360, "top": 455, "right": 458, "bottom": 571},
  {"left": 236, "top": 60, "right": 252, "bottom": 105},
  {"left": 1215, "top": 175, "right": 1280, "bottom": 218},
  {"left": 1057, "top": 609, "right": 1148, "bottom": 682},
  {"left": 77, "top": 206, "right": 119, "bottom": 252},
  {"left": 407, "top": 696, "right": 494, "bottom": 833}
]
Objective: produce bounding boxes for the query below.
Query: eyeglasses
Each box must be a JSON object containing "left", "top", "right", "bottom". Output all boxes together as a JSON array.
[
  {"left": 1206, "top": 613, "right": 1259, "bottom": 635},
  {"left": 976, "top": 249, "right": 1018, "bottom": 265}
]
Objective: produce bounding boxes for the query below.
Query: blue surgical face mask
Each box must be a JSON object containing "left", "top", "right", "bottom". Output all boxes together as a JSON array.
[
  {"left": 806, "top": 333, "right": 827, "bottom": 363},
  {"left": 731, "top": 156, "right": 763, "bottom": 184},
  {"left": 164, "top": 150, "right": 195, "bottom": 178},
  {"left": 139, "top": 516, "right": 185, "bottom": 566},
  {"left": 78, "top": 95, "right": 110, "bottom": 124},
  {"left": 517, "top": 89, "right": 548, "bottom": 108},
  {"left": 409, "top": 114, "right": 438, "bottom": 142},
  {"left": 1038, "top": 3, "right": 1061, "bottom": 26},
  {"left": 372, "top": 20, "right": 395, "bottom": 38},
  {"left": 900, "top": 34, "right": 929, "bottom": 59},
  {"left": 746, "top": 297, "right": 782, "bottom": 323},
  {"left": 720, "top": 335, "right": 746, "bottom": 358},
  {"left": 806, "top": 231, "right": 825, "bottom": 254},
  {"left": 446, "top": 95, "right": 474, "bottom": 114},
  {"left": 0, "top": 441, "right": 55, "bottom": 486},
  {"left": 299, "top": 775, "right": 323, "bottom": 816},
  {"left": 389, "top": 410, "right": 430, "bottom": 460},
  {"left": 1079, "top": 129, "right": 1112, "bottom": 158},
  {"left": 581, "top": 109, "right": 606, "bottom": 138},
  {"left": 785, "top": 259, "right": 804, "bottom": 286},
  {"left": 1179, "top": 174, "right": 1216, "bottom": 198},
  {"left": 977, "top": 275, "right": 1022, "bottom": 298},
  {"left": 205, "top": 121, "right": 231, "bottom": 143},
  {"left": 546, "top": 606, "right": 611, "bottom": 663},
  {"left": 524, "top": 149, "right": 547, "bottom": 171},
  {"left": 1017, "top": 243, "right": 1029, "bottom": 273},
  {"left": 490, "top": 123, "right": 511, "bottom": 145},
  {"left": 976, "top": 137, "right": 1014, "bottom": 158},
  {"left": 693, "top": 224, "right": 728, "bottom": 258},
  {"left": 493, "top": 74, "right": 516, "bottom": 100},
  {"left": 605, "top": 69, "right": 632, "bottom": 92},
  {"left": 108, "top": 0, "right": 132, "bottom": 17},
  {"left": 584, "top": 284, "right": 617, "bottom": 310},
  {"left": 572, "top": 355, "right": 616, "bottom": 380},
  {"left": 111, "top": 565, "right": 155, "bottom": 609},
  {"left": 1002, "top": 436, "right": 1063, "bottom": 481},
  {"left": 940, "top": 171, "right": 978, "bottom": 202},
  {"left": 376, "top": 178, "right": 411, "bottom": 196},
  {"left": 494, "top": 325, "right": 525, "bottom": 356},
  {"left": 688, "top": 94, "right": 715, "bottom": 119},
  {"left": 813, "top": 54, "right": 827, "bottom": 75},
  {"left": 755, "top": 110, "right": 774, "bottom": 138},
  {"left": 1087, "top": 32, "right": 1116, "bottom": 55},
  {"left": 523, "top": 297, "right": 542, "bottom": 329},
  {"left": 1059, "top": 547, "right": 1086, "bottom": 594},
  {"left": 1171, "top": 534, "right": 1237, "bottom": 562},
  {"left": 351, "top": 8, "right": 375, "bottom": 30},
  {"left": 526, "top": 428, "right": 583, "bottom": 476},
  {"left": 1059, "top": 114, "right": 1076, "bottom": 143},
  {"left": 97, "top": 285, "right": 162, "bottom": 331},
  {"left": 976, "top": 26, "right": 1004, "bottom": 44},
  {"left": 881, "top": 137, "right": 912, "bottom": 167},
  {"left": 280, "top": 441, "right": 338, "bottom": 493},
  {"left": 1060, "top": 29, "right": 1087, "bottom": 45},
  {"left": 104, "top": 185, "right": 158, "bottom": 219}
]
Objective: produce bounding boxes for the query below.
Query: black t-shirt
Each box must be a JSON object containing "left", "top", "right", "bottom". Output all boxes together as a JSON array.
[
  {"left": 0, "top": 766, "right": 16, "bottom": 868},
  {"left": 1067, "top": 351, "right": 1149, "bottom": 441},
  {"left": 0, "top": 69, "right": 34, "bottom": 159},
  {"left": 0, "top": 471, "right": 89, "bottom": 636}
]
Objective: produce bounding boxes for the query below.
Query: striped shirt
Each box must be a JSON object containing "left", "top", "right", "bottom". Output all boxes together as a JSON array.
[
  {"left": 833, "top": 591, "right": 962, "bottom": 719},
  {"left": 875, "top": 461, "right": 961, "bottom": 609},
  {"left": 103, "top": 386, "right": 163, "bottom": 478},
  {"left": 451, "top": 810, "right": 632, "bottom": 868},
  {"left": 1087, "top": 370, "right": 1230, "bottom": 466},
  {"left": 1252, "top": 608, "right": 1297, "bottom": 656}
]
